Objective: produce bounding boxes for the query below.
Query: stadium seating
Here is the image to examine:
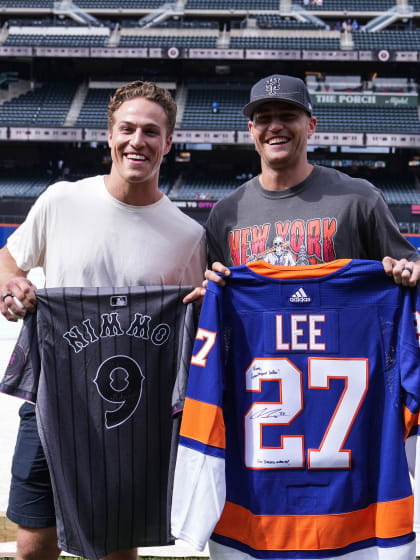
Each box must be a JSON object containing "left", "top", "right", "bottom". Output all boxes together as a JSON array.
[
  {"left": 153, "top": 20, "right": 219, "bottom": 29},
  {"left": 1, "top": 0, "right": 53, "bottom": 6},
  {"left": 352, "top": 30, "right": 420, "bottom": 50},
  {"left": 0, "top": 176, "right": 50, "bottom": 199},
  {"left": 76, "top": 86, "right": 177, "bottom": 128},
  {"left": 314, "top": 105, "right": 420, "bottom": 133},
  {"left": 256, "top": 15, "right": 325, "bottom": 29},
  {"left": 70, "top": 0, "right": 167, "bottom": 7},
  {"left": 173, "top": 177, "right": 243, "bottom": 200},
  {"left": 0, "top": 1, "right": 419, "bottom": 233},
  {"left": 75, "top": 88, "right": 114, "bottom": 129},
  {"left": 0, "top": 83, "right": 77, "bottom": 126},
  {"left": 180, "top": 85, "right": 249, "bottom": 130},
  {"left": 229, "top": 36, "right": 341, "bottom": 50},
  {"left": 185, "top": 0, "right": 278, "bottom": 9},
  {"left": 118, "top": 35, "right": 218, "bottom": 48},
  {"left": 376, "top": 180, "right": 420, "bottom": 205},
  {"left": 296, "top": 0, "right": 395, "bottom": 10},
  {"left": 7, "top": 17, "right": 81, "bottom": 27},
  {"left": 4, "top": 33, "right": 109, "bottom": 48}
]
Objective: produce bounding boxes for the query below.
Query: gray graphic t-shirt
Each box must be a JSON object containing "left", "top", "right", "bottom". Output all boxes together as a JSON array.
[{"left": 206, "top": 165, "right": 419, "bottom": 267}]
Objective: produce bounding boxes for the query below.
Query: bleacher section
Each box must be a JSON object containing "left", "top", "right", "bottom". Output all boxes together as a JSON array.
[
  {"left": 0, "top": 80, "right": 419, "bottom": 137},
  {"left": 314, "top": 106, "right": 420, "bottom": 133},
  {"left": 75, "top": 88, "right": 114, "bottom": 129},
  {"left": 0, "top": 0, "right": 413, "bottom": 12},
  {"left": 0, "top": 176, "right": 50, "bottom": 199},
  {"left": 180, "top": 85, "right": 249, "bottom": 130},
  {"left": 4, "top": 33, "right": 109, "bottom": 47},
  {"left": 377, "top": 180, "right": 420, "bottom": 204},
  {"left": 256, "top": 15, "right": 325, "bottom": 29},
  {"left": 1, "top": 0, "right": 54, "bottom": 6},
  {"left": 118, "top": 34, "right": 218, "bottom": 48},
  {"left": 76, "top": 85, "right": 176, "bottom": 129},
  {"left": 296, "top": 0, "right": 396, "bottom": 10},
  {"left": 65, "top": 1, "right": 168, "bottom": 7},
  {"left": 154, "top": 20, "right": 219, "bottom": 29},
  {"left": 0, "top": 1, "right": 419, "bottom": 233},
  {"left": 229, "top": 36, "right": 341, "bottom": 49},
  {"left": 0, "top": 83, "right": 77, "bottom": 126},
  {"left": 185, "top": 0, "right": 278, "bottom": 9},
  {"left": 353, "top": 30, "right": 420, "bottom": 50},
  {"left": 7, "top": 18, "right": 82, "bottom": 27},
  {"left": 173, "top": 177, "right": 243, "bottom": 200}
]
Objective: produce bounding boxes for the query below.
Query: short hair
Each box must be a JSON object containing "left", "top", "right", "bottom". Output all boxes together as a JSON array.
[{"left": 107, "top": 80, "right": 177, "bottom": 136}]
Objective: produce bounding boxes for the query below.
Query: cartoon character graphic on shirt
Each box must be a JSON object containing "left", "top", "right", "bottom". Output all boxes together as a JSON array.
[
  {"left": 229, "top": 217, "right": 337, "bottom": 265},
  {"left": 262, "top": 236, "right": 296, "bottom": 266}
]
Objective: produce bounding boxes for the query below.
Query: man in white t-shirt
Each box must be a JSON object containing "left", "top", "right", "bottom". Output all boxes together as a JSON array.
[{"left": 0, "top": 80, "right": 206, "bottom": 560}]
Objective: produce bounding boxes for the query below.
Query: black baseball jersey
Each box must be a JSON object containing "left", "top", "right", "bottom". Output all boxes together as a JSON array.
[{"left": 0, "top": 286, "right": 197, "bottom": 560}]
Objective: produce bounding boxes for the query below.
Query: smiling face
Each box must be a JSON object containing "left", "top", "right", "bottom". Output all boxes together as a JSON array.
[
  {"left": 249, "top": 101, "right": 316, "bottom": 175},
  {"left": 107, "top": 96, "right": 172, "bottom": 195}
]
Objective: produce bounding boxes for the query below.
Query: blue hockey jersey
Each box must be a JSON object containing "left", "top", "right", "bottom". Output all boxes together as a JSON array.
[{"left": 172, "top": 259, "right": 420, "bottom": 560}]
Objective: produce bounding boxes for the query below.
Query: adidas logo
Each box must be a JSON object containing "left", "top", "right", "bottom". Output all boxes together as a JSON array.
[{"left": 289, "top": 288, "right": 311, "bottom": 303}]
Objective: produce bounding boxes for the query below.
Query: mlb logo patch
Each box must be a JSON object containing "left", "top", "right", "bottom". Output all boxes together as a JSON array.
[{"left": 110, "top": 295, "right": 127, "bottom": 307}]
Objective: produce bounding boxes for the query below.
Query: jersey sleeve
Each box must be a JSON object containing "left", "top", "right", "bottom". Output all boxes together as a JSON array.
[
  {"left": 171, "top": 301, "right": 198, "bottom": 415},
  {"left": 0, "top": 312, "right": 40, "bottom": 403},
  {"left": 171, "top": 287, "right": 226, "bottom": 550},
  {"left": 400, "top": 288, "right": 420, "bottom": 430},
  {"left": 406, "top": 288, "right": 420, "bottom": 534}
]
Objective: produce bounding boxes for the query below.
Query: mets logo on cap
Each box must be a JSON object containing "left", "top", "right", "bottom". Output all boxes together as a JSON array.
[{"left": 266, "top": 76, "right": 282, "bottom": 96}]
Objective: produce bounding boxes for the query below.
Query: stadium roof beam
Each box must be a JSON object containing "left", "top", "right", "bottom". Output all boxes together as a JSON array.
[
  {"left": 291, "top": 3, "right": 329, "bottom": 30},
  {"left": 361, "top": 4, "right": 413, "bottom": 32},
  {"left": 138, "top": 2, "right": 184, "bottom": 29},
  {"left": 53, "top": 0, "right": 102, "bottom": 27}
]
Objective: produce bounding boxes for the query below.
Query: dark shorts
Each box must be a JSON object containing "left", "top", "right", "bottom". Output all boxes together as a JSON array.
[{"left": 7, "top": 401, "right": 56, "bottom": 528}]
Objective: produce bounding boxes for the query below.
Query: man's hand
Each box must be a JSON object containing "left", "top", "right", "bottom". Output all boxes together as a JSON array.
[
  {"left": 382, "top": 256, "right": 420, "bottom": 287},
  {"left": 183, "top": 285, "right": 206, "bottom": 305},
  {"left": 204, "top": 261, "right": 231, "bottom": 287},
  {"left": 1, "top": 276, "right": 37, "bottom": 321},
  {"left": 182, "top": 262, "right": 231, "bottom": 304}
]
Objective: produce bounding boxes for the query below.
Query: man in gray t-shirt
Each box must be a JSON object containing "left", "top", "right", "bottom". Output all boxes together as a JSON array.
[{"left": 205, "top": 74, "right": 419, "bottom": 284}]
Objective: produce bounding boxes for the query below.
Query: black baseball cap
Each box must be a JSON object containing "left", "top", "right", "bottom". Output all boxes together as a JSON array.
[{"left": 243, "top": 74, "right": 313, "bottom": 119}]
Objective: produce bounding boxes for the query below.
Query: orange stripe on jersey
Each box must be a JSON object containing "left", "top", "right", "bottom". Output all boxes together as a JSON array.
[
  {"left": 214, "top": 496, "right": 414, "bottom": 551},
  {"left": 404, "top": 406, "right": 419, "bottom": 440},
  {"left": 247, "top": 259, "right": 351, "bottom": 279},
  {"left": 180, "top": 397, "right": 225, "bottom": 449}
]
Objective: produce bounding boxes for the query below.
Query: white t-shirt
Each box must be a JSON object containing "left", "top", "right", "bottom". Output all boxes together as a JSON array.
[{"left": 8, "top": 175, "right": 206, "bottom": 288}]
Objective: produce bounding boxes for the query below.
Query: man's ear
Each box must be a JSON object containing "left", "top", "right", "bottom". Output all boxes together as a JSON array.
[
  {"left": 164, "top": 135, "right": 173, "bottom": 156},
  {"left": 308, "top": 116, "right": 317, "bottom": 138}
]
